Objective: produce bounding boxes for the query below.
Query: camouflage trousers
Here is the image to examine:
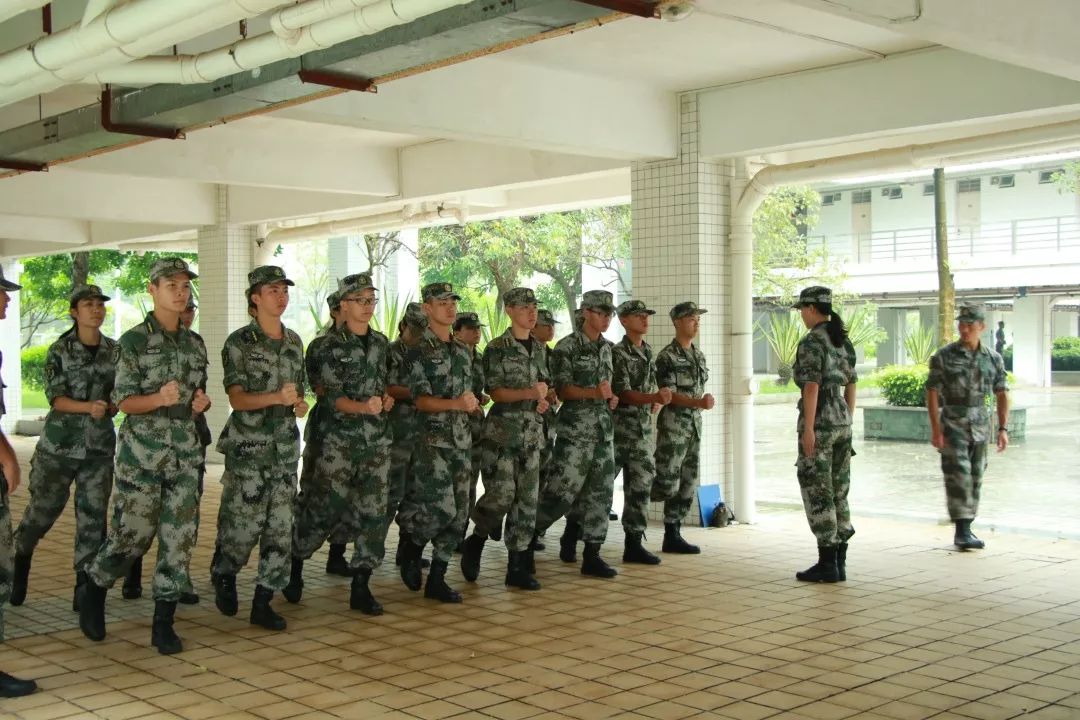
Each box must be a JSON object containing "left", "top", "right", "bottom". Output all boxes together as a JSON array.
[
  {"left": 465, "top": 439, "right": 483, "bottom": 534},
  {"left": 0, "top": 478, "right": 11, "bottom": 642},
  {"left": 940, "top": 432, "right": 988, "bottom": 521},
  {"left": 87, "top": 458, "right": 200, "bottom": 602},
  {"left": 653, "top": 427, "right": 701, "bottom": 524},
  {"left": 294, "top": 438, "right": 354, "bottom": 547},
  {"left": 398, "top": 445, "right": 470, "bottom": 563},
  {"left": 212, "top": 460, "right": 297, "bottom": 590},
  {"left": 387, "top": 439, "right": 415, "bottom": 533},
  {"left": 535, "top": 437, "right": 617, "bottom": 544},
  {"left": 615, "top": 436, "right": 656, "bottom": 536},
  {"left": 795, "top": 426, "right": 855, "bottom": 547},
  {"left": 14, "top": 451, "right": 112, "bottom": 571},
  {"left": 293, "top": 437, "right": 390, "bottom": 571},
  {"left": 534, "top": 432, "right": 555, "bottom": 539},
  {"left": 471, "top": 442, "right": 541, "bottom": 551}
]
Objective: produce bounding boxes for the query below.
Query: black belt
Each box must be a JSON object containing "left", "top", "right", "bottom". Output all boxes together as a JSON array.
[
  {"left": 944, "top": 403, "right": 982, "bottom": 408},
  {"left": 263, "top": 405, "right": 294, "bottom": 419},
  {"left": 152, "top": 405, "right": 192, "bottom": 420},
  {"left": 493, "top": 401, "right": 539, "bottom": 412}
]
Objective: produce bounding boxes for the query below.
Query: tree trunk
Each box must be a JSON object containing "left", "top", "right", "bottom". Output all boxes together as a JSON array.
[
  {"left": 933, "top": 168, "right": 955, "bottom": 346},
  {"left": 550, "top": 271, "right": 578, "bottom": 316},
  {"left": 72, "top": 251, "right": 90, "bottom": 287}
]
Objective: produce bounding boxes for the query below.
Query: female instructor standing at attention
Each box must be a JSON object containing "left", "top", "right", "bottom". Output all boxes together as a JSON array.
[{"left": 791, "top": 286, "right": 857, "bottom": 583}]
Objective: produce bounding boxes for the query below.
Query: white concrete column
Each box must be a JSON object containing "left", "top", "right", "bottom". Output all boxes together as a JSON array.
[
  {"left": 1012, "top": 296, "right": 1052, "bottom": 387},
  {"left": 384, "top": 227, "right": 420, "bottom": 305},
  {"left": 327, "top": 235, "right": 367, "bottom": 286},
  {"left": 876, "top": 307, "right": 906, "bottom": 367},
  {"left": 196, "top": 185, "right": 255, "bottom": 442},
  {"left": 632, "top": 93, "right": 732, "bottom": 526},
  {"left": 1, "top": 259, "right": 22, "bottom": 434}
]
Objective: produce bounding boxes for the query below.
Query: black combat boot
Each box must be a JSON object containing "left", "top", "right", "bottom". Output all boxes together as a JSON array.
[
  {"left": 836, "top": 543, "right": 849, "bottom": 582},
  {"left": 662, "top": 521, "right": 700, "bottom": 554},
  {"left": 460, "top": 533, "right": 486, "bottom": 582},
  {"left": 505, "top": 551, "right": 541, "bottom": 590},
  {"left": 400, "top": 540, "right": 423, "bottom": 592},
  {"left": 581, "top": 542, "right": 618, "bottom": 578},
  {"left": 623, "top": 532, "right": 661, "bottom": 565},
  {"left": 559, "top": 520, "right": 580, "bottom": 563},
  {"left": 282, "top": 557, "right": 304, "bottom": 603},
  {"left": 213, "top": 574, "right": 238, "bottom": 617},
  {"left": 350, "top": 569, "right": 383, "bottom": 615},
  {"left": 151, "top": 600, "right": 183, "bottom": 655},
  {"left": 0, "top": 671, "right": 37, "bottom": 698},
  {"left": 954, "top": 520, "right": 985, "bottom": 550},
  {"left": 424, "top": 559, "right": 463, "bottom": 603},
  {"left": 795, "top": 546, "right": 840, "bottom": 583},
  {"left": 72, "top": 570, "right": 88, "bottom": 612},
  {"left": 529, "top": 533, "right": 545, "bottom": 552},
  {"left": 325, "top": 543, "right": 351, "bottom": 576},
  {"left": 250, "top": 585, "right": 287, "bottom": 630},
  {"left": 77, "top": 579, "right": 108, "bottom": 641},
  {"left": 9, "top": 553, "right": 31, "bottom": 606},
  {"left": 122, "top": 556, "right": 143, "bottom": 599},
  {"left": 178, "top": 590, "right": 199, "bottom": 605},
  {"left": 395, "top": 530, "right": 430, "bottom": 568},
  {"left": 524, "top": 548, "right": 536, "bottom": 575}
]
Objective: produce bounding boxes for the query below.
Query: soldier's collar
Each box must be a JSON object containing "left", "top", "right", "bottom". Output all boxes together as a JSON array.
[
  {"left": 144, "top": 312, "right": 186, "bottom": 336},
  {"left": 248, "top": 317, "right": 288, "bottom": 340}
]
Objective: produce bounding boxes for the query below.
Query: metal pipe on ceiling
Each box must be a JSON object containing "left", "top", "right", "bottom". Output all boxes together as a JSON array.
[
  {"left": 264, "top": 206, "right": 467, "bottom": 245},
  {"left": 0, "top": 0, "right": 50, "bottom": 26}
]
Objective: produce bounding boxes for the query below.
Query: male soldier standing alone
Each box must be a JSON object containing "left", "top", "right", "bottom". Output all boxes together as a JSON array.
[
  {"left": 212, "top": 266, "right": 307, "bottom": 630},
  {"left": 78, "top": 258, "right": 211, "bottom": 655},
  {"left": 926, "top": 305, "right": 1008, "bottom": 550},
  {"left": 534, "top": 290, "right": 620, "bottom": 578},
  {"left": 653, "top": 302, "right": 714, "bottom": 555},
  {"left": 612, "top": 300, "right": 672, "bottom": 565}
]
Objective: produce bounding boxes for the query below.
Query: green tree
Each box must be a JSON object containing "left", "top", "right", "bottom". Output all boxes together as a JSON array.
[
  {"left": 581, "top": 205, "right": 632, "bottom": 298},
  {"left": 357, "top": 231, "right": 414, "bottom": 274},
  {"left": 753, "top": 186, "right": 843, "bottom": 305},
  {"left": 1053, "top": 162, "right": 1080, "bottom": 194},
  {"left": 521, "top": 213, "right": 583, "bottom": 314},
  {"left": 420, "top": 220, "right": 526, "bottom": 309}
]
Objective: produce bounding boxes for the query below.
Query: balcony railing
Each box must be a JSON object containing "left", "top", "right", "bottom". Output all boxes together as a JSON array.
[{"left": 805, "top": 215, "right": 1080, "bottom": 263}]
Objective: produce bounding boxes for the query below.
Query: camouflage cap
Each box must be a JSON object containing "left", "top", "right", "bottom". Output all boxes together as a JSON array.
[
  {"left": 617, "top": 299, "right": 655, "bottom": 317},
  {"left": 422, "top": 281, "right": 460, "bottom": 301},
  {"left": 69, "top": 284, "right": 111, "bottom": 304},
  {"left": 454, "top": 311, "right": 483, "bottom": 329},
  {"left": 247, "top": 265, "right": 294, "bottom": 288},
  {"left": 326, "top": 290, "right": 341, "bottom": 311},
  {"left": 580, "top": 289, "right": 615, "bottom": 313},
  {"left": 792, "top": 285, "right": 832, "bottom": 308},
  {"left": 957, "top": 304, "right": 986, "bottom": 323},
  {"left": 404, "top": 301, "right": 428, "bottom": 328},
  {"left": 149, "top": 257, "right": 198, "bottom": 282},
  {"left": 338, "top": 272, "right": 377, "bottom": 298},
  {"left": 670, "top": 301, "right": 708, "bottom": 320},
  {"left": 0, "top": 265, "right": 20, "bottom": 291},
  {"left": 573, "top": 308, "right": 585, "bottom": 330},
  {"left": 536, "top": 309, "right": 560, "bottom": 326},
  {"left": 504, "top": 287, "right": 539, "bottom": 306}
]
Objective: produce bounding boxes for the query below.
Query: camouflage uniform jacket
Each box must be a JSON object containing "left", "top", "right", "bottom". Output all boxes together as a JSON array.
[
  {"left": 302, "top": 331, "right": 334, "bottom": 444},
  {"left": 112, "top": 313, "right": 209, "bottom": 469},
  {"left": 793, "top": 323, "right": 858, "bottom": 433},
  {"left": 314, "top": 325, "right": 392, "bottom": 452},
  {"left": 537, "top": 342, "right": 557, "bottom": 442},
  {"left": 482, "top": 329, "right": 546, "bottom": 450},
  {"left": 191, "top": 329, "right": 212, "bottom": 450},
  {"left": 926, "top": 340, "right": 1007, "bottom": 444},
  {"left": 551, "top": 330, "right": 613, "bottom": 443},
  {"left": 217, "top": 320, "right": 305, "bottom": 466},
  {"left": 38, "top": 331, "right": 118, "bottom": 459},
  {"left": 408, "top": 328, "right": 474, "bottom": 450},
  {"left": 387, "top": 338, "right": 420, "bottom": 442},
  {"left": 656, "top": 339, "right": 709, "bottom": 438},
  {"left": 611, "top": 336, "right": 657, "bottom": 445},
  {"left": 468, "top": 346, "right": 486, "bottom": 441},
  {"left": 1, "top": 350, "right": 7, "bottom": 421}
]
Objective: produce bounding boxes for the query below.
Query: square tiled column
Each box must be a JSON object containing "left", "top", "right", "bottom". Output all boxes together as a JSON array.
[
  {"left": 196, "top": 185, "right": 255, "bottom": 443},
  {"left": 632, "top": 94, "right": 733, "bottom": 526}
]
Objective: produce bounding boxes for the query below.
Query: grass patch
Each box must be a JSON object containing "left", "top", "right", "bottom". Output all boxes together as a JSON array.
[{"left": 22, "top": 386, "right": 48, "bottom": 411}]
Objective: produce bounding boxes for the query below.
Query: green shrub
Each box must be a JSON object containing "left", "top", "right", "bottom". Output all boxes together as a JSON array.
[
  {"left": 1053, "top": 346, "right": 1080, "bottom": 371},
  {"left": 1002, "top": 344, "right": 1013, "bottom": 371},
  {"left": 21, "top": 344, "right": 50, "bottom": 391},
  {"left": 875, "top": 364, "right": 930, "bottom": 407},
  {"left": 1052, "top": 336, "right": 1080, "bottom": 352}
]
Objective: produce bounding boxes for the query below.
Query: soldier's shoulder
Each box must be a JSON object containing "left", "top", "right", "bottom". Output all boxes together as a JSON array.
[
  {"left": 285, "top": 328, "right": 303, "bottom": 347},
  {"left": 370, "top": 328, "right": 389, "bottom": 345},
  {"left": 553, "top": 334, "right": 578, "bottom": 351},
  {"left": 488, "top": 334, "right": 514, "bottom": 350},
  {"left": 101, "top": 335, "right": 119, "bottom": 351},
  {"left": 224, "top": 326, "right": 254, "bottom": 346},
  {"left": 655, "top": 341, "right": 677, "bottom": 359},
  {"left": 118, "top": 324, "right": 149, "bottom": 351}
]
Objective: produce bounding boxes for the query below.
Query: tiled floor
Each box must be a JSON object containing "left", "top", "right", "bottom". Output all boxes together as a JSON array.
[{"left": 2, "top": 440, "right": 1080, "bottom": 719}]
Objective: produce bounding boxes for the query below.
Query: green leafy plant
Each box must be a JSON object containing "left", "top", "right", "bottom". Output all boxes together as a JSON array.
[
  {"left": 875, "top": 364, "right": 930, "bottom": 407},
  {"left": 467, "top": 290, "right": 511, "bottom": 347},
  {"left": 370, "top": 294, "right": 409, "bottom": 337},
  {"left": 21, "top": 344, "right": 50, "bottom": 391},
  {"left": 756, "top": 312, "right": 807, "bottom": 385},
  {"left": 840, "top": 303, "right": 886, "bottom": 351},
  {"left": 903, "top": 325, "right": 937, "bottom": 365}
]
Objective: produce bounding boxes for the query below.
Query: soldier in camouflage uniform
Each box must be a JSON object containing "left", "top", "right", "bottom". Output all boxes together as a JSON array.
[
  {"left": 653, "top": 301, "right": 714, "bottom": 556},
  {"left": 211, "top": 266, "right": 308, "bottom": 631},
  {"left": 385, "top": 303, "right": 428, "bottom": 566},
  {"left": 453, "top": 312, "right": 487, "bottom": 544},
  {"left": 535, "top": 290, "right": 620, "bottom": 578},
  {"left": 612, "top": 300, "right": 672, "bottom": 566},
  {"left": 527, "top": 309, "right": 559, "bottom": 551},
  {"left": 926, "top": 304, "right": 1009, "bottom": 551},
  {"left": 398, "top": 282, "right": 477, "bottom": 603},
  {"left": 10, "top": 285, "right": 117, "bottom": 612},
  {"left": 78, "top": 258, "right": 211, "bottom": 655},
  {"left": 0, "top": 268, "right": 38, "bottom": 698},
  {"left": 289, "top": 273, "right": 394, "bottom": 615},
  {"left": 461, "top": 288, "right": 548, "bottom": 590},
  {"left": 791, "top": 286, "right": 858, "bottom": 583}
]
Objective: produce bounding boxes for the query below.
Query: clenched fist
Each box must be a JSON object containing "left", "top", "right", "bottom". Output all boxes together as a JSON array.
[
  {"left": 534, "top": 382, "right": 549, "bottom": 401},
  {"left": 657, "top": 387, "right": 673, "bottom": 405},
  {"left": 362, "top": 396, "right": 383, "bottom": 415},
  {"left": 89, "top": 400, "right": 109, "bottom": 420},
  {"left": 294, "top": 400, "right": 309, "bottom": 419},
  {"left": 702, "top": 393, "right": 715, "bottom": 411},
  {"left": 382, "top": 393, "right": 396, "bottom": 413},
  {"left": 158, "top": 380, "right": 181, "bottom": 407},
  {"left": 460, "top": 391, "right": 480, "bottom": 413},
  {"left": 598, "top": 380, "right": 613, "bottom": 400},
  {"left": 192, "top": 389, "right": 211, "bottom": 414},
  {"left": 279, "top": 383, "right": 298, "bottom": 407},
  {"left": 607, "top": 396, "right": 619, "bottom": 411}
]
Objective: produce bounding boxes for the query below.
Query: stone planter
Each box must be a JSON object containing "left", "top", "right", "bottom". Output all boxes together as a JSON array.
[
  {"left": 1052, "top": 371, "right": 1080, "bottom": 386},
  {"left": 864, "top": 405, "right": 1026, "bottom": 442}
]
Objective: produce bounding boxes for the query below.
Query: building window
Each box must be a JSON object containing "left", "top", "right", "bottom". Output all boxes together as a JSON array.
[
  {"left": 1039, "top": 169, "right": 1062, "bottom": 184},
  {"left": 852, "top": 189, "right": 871, "bottom": 204},
  {"left": 923, "top": 183, "right": 935, "bottom": 196},
  {"left": 991, "top": 174, "right": 1015, "bottom": 188},
  {"left": 820, "top": 192, "right": 842, "bottom": 206},
  {"left": 957, "top": 179, "right": 981, "bottom": 193},
  {"left": 881, "top": 186, "right": 903, "bottom": 200}
]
